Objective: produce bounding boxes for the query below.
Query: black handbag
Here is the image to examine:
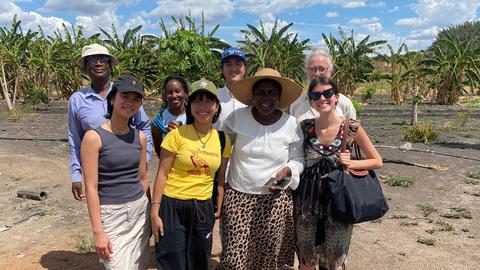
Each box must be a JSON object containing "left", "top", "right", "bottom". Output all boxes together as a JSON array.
[{"left": 327, "top": 119, "right": 389, "bottom": 224}]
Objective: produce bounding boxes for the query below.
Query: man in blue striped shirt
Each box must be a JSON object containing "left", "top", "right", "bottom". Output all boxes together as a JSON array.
[{"left": 67, "top": 43, "right": 152, "bottom": 201}]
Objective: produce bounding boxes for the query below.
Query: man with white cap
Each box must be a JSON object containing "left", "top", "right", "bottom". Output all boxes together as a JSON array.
[
  {"left": 68, "top": 43, "right": 152, "bottom": 201},
  {"left": 290, "top": 48, "right": 356, "bottom": 122}
]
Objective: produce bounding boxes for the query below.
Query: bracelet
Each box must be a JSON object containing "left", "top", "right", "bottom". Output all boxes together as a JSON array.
[{"left": 151, "top": 202, "right": 161, "bottom": 204}]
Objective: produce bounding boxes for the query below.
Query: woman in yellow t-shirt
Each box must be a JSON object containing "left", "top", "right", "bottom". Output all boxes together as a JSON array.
[{"left": 150, "top": 78, "right": 231, "bottom": 270}]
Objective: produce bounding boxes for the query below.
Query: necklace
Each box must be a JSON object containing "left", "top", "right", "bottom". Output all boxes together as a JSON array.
[
  {"left": 107, "top": 120, "right": 130, "bottom": 135},
  {"left": 193, "top": 126, "right": 213, "bottom": 149}
]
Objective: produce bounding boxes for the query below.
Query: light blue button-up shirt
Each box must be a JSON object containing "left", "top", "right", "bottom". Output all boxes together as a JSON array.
[{"left": 67, "top": 84, "right": 152, "bottom": 182}]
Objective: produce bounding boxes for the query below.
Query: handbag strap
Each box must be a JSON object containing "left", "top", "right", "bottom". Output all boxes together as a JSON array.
[{"left": 340, "top": 117, "right": 350, "bottom": 154}]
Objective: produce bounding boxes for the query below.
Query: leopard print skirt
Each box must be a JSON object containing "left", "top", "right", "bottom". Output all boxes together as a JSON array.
[{"left": 217, "top": 188, "right": 295, "bottom": 270}]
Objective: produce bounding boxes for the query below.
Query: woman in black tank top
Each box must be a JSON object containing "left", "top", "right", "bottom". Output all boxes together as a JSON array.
[{"left": 81, "top": 75, "right": 151, "bottom": 269}]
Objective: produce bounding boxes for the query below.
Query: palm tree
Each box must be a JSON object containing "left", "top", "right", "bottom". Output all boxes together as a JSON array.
[
  {"left": 323, "top": 28, "right": 386, "bottom": 96},
  {"left": 238, "top": 20, "right": 309, "bottom": 84},
  {"left": 421, "top": 33, "right": 480, "bottom": 104}
]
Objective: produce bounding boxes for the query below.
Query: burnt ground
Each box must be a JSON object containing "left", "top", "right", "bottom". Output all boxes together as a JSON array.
[{"left": 0, "top": 96, "right": 479, "bottom": 269}]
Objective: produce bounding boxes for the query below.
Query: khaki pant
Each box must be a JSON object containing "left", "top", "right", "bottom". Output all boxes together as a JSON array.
[{"left": 100, "top": 194, "right": 151, "bottom": 270}]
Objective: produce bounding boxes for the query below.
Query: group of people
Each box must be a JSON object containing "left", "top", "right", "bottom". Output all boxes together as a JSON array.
[{"left": 68, "top": 43, "right": 382, "bottom": 270}]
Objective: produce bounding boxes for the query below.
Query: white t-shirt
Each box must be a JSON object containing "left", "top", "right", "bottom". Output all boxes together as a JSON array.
[
  {"left": 223, "top": 106, "right": 304, "bottom": 194},
  {"left": 289, "top": 92, "right": 357, "bottom": 123},
  {"left": 214, "top": 86, "right": 247, "bottom": 131}
]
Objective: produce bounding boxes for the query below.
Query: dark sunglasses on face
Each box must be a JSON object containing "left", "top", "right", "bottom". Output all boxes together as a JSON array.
[
  {"left": 308, "top": 88, "right": 335, "bottom": 100},
  {"left": 86, "top": 55, "right": 110, "bottom": 64}
]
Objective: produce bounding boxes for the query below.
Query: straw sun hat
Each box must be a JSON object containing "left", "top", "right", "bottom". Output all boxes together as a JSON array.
[
  {"left": 230, "top": 68, "right": 303, "bottom": 108},
  {"left": 76, "top": 43, "right": 119, "bottom": 67}
]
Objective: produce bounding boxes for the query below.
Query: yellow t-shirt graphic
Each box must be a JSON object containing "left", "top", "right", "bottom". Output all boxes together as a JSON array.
[{"left": 161, "top": 125, "right": 232, "bottom": 200}]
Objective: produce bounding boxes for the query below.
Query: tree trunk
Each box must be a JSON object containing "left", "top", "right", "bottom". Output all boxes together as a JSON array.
[
  {"left": 0, "top": 60, "right": 14, "bottom": 111},
  {"left": 410, "top": 80, "right": 418, "bottom": 125}
]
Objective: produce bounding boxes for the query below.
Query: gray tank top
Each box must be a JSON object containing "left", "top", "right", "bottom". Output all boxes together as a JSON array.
[{"left": 94, "top": 126, "right": 144, "bottom": 204}]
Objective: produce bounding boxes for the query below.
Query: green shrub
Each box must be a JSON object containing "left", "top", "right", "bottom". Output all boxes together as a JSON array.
[
  {"left": 417, "top": 236, "right": 435, "bottom": 246},
  {"left": 465, "top": 170, "right": 480, "bottom": 180},
  {"left": 360, "top": 87, "right": 376, "bottom": 102},
  {"left": 24, "top": 88, "right": 49, "bottom": 106},
  {"left": 352, "top": 99, "right": 363, "bottom": 118},
  {"left": 386, "top": 175, "right": 414, "bottom": 187},
  {"left": 404, "top": 123, "right": 439, "bottom": 144},
  {"left": 440, "top": 207, "right": 472, "bottom": 219},
  {"left": 417, "top": 203, "right": 437, "bottom": 217},
  {"left": 73, "top": 234, "right": 94, "bottom": 253},
  {"left": 456, "top": 109, "right": 473, "bottom": 128}
]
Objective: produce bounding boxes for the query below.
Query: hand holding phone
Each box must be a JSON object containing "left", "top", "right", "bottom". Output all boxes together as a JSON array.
[{"left": 264, "top": 177, "right": 292, "bottom": 193}]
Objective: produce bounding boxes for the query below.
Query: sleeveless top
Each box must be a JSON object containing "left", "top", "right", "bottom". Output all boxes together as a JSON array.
[
  {"left": 94, "top": 126, "right": 144, "bottom": 204},
  {"left": 295, "top": 118, "right": 360, "bottom": 216}
]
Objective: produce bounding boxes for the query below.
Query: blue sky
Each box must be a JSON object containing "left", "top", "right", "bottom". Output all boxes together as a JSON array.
[{"left": 1, "top": 0, "right": 479, "bottom": 53}]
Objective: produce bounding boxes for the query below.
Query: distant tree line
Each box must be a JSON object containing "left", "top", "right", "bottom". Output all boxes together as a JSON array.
[{"left": 1, "top": 15, "right": 479, "bottom": 112}]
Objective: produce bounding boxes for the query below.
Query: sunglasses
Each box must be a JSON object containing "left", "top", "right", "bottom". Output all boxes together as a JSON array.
[
  {"left": 308, "top": 88, "right": 335, "bottom": 100},
  {"left": 85, "top": 55, "right": 110, "bottom": 64}
]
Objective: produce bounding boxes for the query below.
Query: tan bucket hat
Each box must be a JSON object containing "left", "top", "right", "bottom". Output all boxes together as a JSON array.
[
  {"left": 231, "top": 68, "right": 303, "bottom": 108},
  {"left": 76, "top": 43, "right": 119, "bottom": 67}
]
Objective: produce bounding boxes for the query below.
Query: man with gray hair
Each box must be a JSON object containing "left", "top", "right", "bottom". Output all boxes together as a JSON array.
[{"left": 289, "top": 48, "right": 356, "bottom": 121}]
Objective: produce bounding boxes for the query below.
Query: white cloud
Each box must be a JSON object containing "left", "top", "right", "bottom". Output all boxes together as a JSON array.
[
  {"left": 235, "top": 0, "right": 365, "bottom": 14},
  {"left": 0, "top": 0, "right": 71, "bottom": 34},
  {"left": 395, "top": 0, "right": 479, "bottom": 28},
  {"left": 349, "top": 17, "right": 383, "bottom": 33},
  {"left": 42, "top": 0, "right": 136, "bottom": 15},
  {"left": 388, "top": 6, "right": 399, "bottom": 13},
  {"left": 395, "top": 17, "right": 425, "bottom": 27},
  {"left": 325, "top": 11, "right": 339, "bottom": 18},
  {"left": 141, "top": 0, "right": 234, "bottom": 22},
  {"left": 368, "top": 1, "right": 385, "bottom": 8}
]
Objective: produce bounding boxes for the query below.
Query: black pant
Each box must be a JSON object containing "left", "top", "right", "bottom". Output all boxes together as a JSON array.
[{"left": 154, "top": 195, "right": 215, "bottom": 270}]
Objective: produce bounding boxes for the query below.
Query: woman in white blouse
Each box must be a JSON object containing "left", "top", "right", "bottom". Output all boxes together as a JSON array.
[{"left": 216, "top": 68, "right": 304, "bottom": 270}]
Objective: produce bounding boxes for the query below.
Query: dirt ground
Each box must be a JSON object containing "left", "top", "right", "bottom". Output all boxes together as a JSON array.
[{"left": 0, "top": 98, "right": 479, "bottom": 270}]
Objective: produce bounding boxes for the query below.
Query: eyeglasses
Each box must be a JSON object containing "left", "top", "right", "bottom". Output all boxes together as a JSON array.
[
  {"left": 307, "top": 66, "right": 330, "bottom": 74},
  {"left": 85, "top": 55, "right": 110, "bottom": 64},
  {"left": 308, "top": 88, "right": 335, "bottom": 100}
]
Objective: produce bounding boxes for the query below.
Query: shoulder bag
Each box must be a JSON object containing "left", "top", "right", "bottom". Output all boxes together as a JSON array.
[{"left": 327, "top": 119, "right": 389, "bottom": 224}]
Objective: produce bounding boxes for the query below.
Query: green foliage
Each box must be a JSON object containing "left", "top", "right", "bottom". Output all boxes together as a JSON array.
[
  {"left": 463, "top": 98, "right": 480, "bottom": 106},
  {"left": 351, "top": 99, "right": 363, "bottom": 117},
  {"left": 435, "top": 220, "right": 454, "bottom": 232},
  {"left": 433, "top": 21, "right": 480, "bottom": 52},
  {"left": 323, "top": 28, "right": 386, "bottom": 96},
  {"left": 360, "top": 87, "right": 376, "bottom": 102},
  {"left": 417, "top": 203, "right": 437, "bottom": 217},
  {"left": 23, "top": 87, "right": 49, "bottom": 106},
  {"left": 386, "top": 175, "right": 414, "bottom": 187},
  {"left": 465, "top": 170, "right": 480, "bottom": 180},
  {"left": 417, "top": 237, "right": 435, "bottom": 246},
  {"left": 404, "top": 123, "right": 439, "bottom": 144},
  {"left": 455, "top": 107, "right": 475, "bottom": 128},
  {"left": 440, "top": 207, "right": 472, "bottom": 219},
  {"left": 73, "top": 234, "right": 94, "bottom": 253},
  {"left": 238, "top": 20, "right": 309, "bottom": 84},
  {"left": 422, "top": 33, "right": 480, "bottom": 104},
  {"left": 400, "top": 220, "right": 418, "bottom": 226}
]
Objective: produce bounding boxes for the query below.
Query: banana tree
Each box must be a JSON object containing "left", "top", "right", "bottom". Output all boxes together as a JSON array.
[
  {"left": 239, "top": 20, "right": 309, "bottom": 85},
  {"left": 323, "top": 28, "right": 386, "bottom": 96},
  {"left": 421, "top": 34, "right": 480, "bottom": 104},
  {"left": 0, "top": 15, "right": 36, "bottom": 111},
  {"left": 380, "top": 43, "right": 408, "bottom": 104}
]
